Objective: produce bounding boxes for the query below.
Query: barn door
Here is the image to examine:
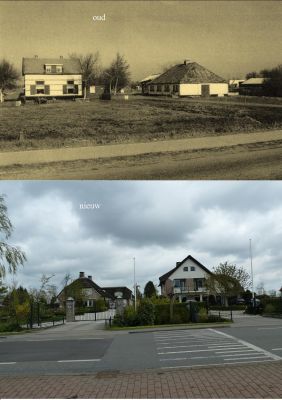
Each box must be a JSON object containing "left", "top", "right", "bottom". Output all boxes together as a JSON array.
[{"left": 201, "top": 84, "right": 210, "bottom": 97}]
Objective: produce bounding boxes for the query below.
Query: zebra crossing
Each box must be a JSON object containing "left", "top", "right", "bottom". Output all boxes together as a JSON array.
[{"left": 154, "top": 328, "right": 280, "bottom": 369}]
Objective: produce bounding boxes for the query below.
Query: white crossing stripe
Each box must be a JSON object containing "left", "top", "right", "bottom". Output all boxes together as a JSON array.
[
  {"left": 0, "top": 362, "right": 16, "bottom": 365},
  {"left": 272, "top": 348, "right": 282, "bottom": 350},
  {"left": 57, "top": 359, "right": 101, "bottom": 363},
  {"left": 209, "top": 329, "right": 282, "bottom": 361}
]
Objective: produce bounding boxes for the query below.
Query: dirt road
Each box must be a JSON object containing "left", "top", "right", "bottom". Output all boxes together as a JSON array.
[{"left": 0, "top": 129, "right": 281, "bottom": 179}]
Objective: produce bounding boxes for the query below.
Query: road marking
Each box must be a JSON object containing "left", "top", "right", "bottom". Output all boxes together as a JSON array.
[
  {"left": 209, "top": 329, "right": 281, "bottom": 361},
  {"left": 224, "top": 356, "right": 270, "bottom": 361},
  {"left": 0, "top": 362, "right": 17, "bottom": 365},
  {"left": 161, "top": 359, "right": 279, "bottom": 369},
  {"left": 272, "top": 348, "right": 282, "bottom": 351},
  {"left": 157, "top": 343, "right": 239, "bottom": 350},
  {"left": 57, "top": 359, "right": 101, "bottom": 363},
  {"left": 257, "top": 327, "right": 282, "bottom": 330}
]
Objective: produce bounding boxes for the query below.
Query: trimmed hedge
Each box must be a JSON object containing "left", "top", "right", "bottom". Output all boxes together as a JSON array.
[{"left": 154, "top": 303, "right": 190, "bottom": 325}]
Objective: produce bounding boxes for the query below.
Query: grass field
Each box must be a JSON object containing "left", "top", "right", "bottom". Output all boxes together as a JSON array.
[{"left": 1, "top": 96, "right": 282, "bottom": 151}]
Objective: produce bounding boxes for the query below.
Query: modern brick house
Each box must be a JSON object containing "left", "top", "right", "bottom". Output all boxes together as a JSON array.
[{"left": 159, "top": 255, "right": 212, "bottom": 302}]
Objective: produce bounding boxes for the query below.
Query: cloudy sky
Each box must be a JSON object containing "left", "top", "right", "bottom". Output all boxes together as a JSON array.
[
  {"left": 1, "top": 1, "right": 281, "bottom": 80},
  {"left": 0, "top": 181, "right": 281, "bottom": 295}
]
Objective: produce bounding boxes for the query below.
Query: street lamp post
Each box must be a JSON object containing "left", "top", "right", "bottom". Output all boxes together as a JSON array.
[
  {"left": 133, "top": 257, "right": 137, "bottom": 311},
  {"left": 249, "top": 238, "right": 255, "bottom": 305}
]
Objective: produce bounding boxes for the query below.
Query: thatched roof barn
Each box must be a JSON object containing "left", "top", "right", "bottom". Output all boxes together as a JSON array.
[{"left": 148, "top": 59, "right": 228, "bottom": 97}]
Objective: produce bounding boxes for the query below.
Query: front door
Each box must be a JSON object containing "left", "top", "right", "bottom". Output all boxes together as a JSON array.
[{"left": 201, "top": 84, "right": 210, "bottom": 97}]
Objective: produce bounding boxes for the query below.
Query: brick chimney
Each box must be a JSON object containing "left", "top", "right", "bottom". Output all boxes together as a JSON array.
[
  {"left": 88, "top": 275, "right": 92, "bottom": 280},
  {"left": 184, "top": 59, "right": 192, "bottom": 65},
  {"left": 176, "top": 262, "right": 181, "bottom": 267},
  {"left": 79, "top": 272, "right": 85, "bottom": 278}
]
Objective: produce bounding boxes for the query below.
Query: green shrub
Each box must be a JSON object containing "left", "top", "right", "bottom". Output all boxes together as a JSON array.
[
  {"left": 124, "top": 305, "right": 139, "bottom": 326},
  {"left": 263, "top": 304, "right": 276, "bottom": 314},
  {"left": 198, "top": 307, "right": 208, "bottom": 323},
  {"left": 154, "top": 303, "right": 190, "bottom": 325},
  {"left": 137, "top": 299, "right": 155, "bottom": 325},
  {"left": 0, "top": 320, "right": 22, "bottom": 332}
]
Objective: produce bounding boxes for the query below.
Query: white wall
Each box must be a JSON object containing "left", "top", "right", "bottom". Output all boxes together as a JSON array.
[
  {"left": 24, "top": 74, "right": 82, "bottom": 96},
  {"left": 170, "top": 259, "right": 209, "bottom": 280},
  {"left": 179, "top": 83, "right": 228, "bottom": 96}
]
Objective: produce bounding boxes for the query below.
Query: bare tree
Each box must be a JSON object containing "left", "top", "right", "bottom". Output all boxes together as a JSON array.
[
  {"left": 104, "top": 53, "right": 130, "bottom": 94},
  {"left": 69, "top": 52, "right": 101, "bottom": 99},
  {"left": 0, "top": 59, "right": 20, "bottom": 103}
]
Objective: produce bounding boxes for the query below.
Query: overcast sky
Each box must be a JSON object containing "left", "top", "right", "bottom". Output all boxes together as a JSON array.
[
  {"left": 0, "top": 181, "right": 281, "bottom": 295},
  {"left": 1, "top": 1, "right": 281, "bottom": 80}
]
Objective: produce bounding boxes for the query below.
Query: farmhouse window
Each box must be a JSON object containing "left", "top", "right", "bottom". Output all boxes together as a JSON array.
[
  {"left": 149, "top": 85, "right": 155, "bottom": 92},
  {"left": 164, "top": 84, "right": 170, "bottom": 92},
  {"left": 157, "top": 85, "right": 162, "bottom": 92},
  {"left": 190, "top": 266, "right": 195, "bottom": 271},
  {"left": 173, "top": 84, "right": 179, "bottom": 92},
  {"left": 36, "top": 88, "right": 45, "bottom": 94},
  {"left": 45, "top": 65, "right": 51, "bottom": 73},
  {"left": 183, "top": 266, "right": 188, "bottom": 271},
  {"left": 56, "top": 65, "right": 63, "bottom": 73}
]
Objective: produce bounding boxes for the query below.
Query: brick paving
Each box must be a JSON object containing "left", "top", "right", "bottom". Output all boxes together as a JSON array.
[{"left": 0, "top": 361, "right": 282, "bottom": 398}]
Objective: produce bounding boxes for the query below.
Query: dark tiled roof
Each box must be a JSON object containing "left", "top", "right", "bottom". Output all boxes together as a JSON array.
[
  {"left": 151, "top": 62, "right": 226, "bottom": 84},
  {"left": 58, "top": 277, "right": 114, "bottom": 299},
  {"left": 159, "top": 255, "right": 212, "bottom": 285},
  {"left": 22, "top": 58, "right": 82, "bottom": 74},
  {"left": 103, "top": 287, "right": 133, "bottom": 300}
]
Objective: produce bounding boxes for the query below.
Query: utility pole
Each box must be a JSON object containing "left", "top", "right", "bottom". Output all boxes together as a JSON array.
[
  {"left": 249, "top": 238, "right": 254, "bottom": 304},
  {"left": 133, "top": 257, "right": 137, "bottom": 311}
]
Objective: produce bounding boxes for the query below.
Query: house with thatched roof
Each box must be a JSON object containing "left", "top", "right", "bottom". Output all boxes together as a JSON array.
[
  {"left": 148, "top": 59, "right": 228, "bottom": 97},
  {"left": 22, "top": 56, "right": 83, "bottom": 99},
  {"left": 140, "top": 73, "right": 160, "bottom": 94}
]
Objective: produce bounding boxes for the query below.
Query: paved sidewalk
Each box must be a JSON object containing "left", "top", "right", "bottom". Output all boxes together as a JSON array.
[
  {"left": 0, "top": 361, "right": 281, "bottom": 398},
  {"left": 0, "top": 130, "right": 281, "bottom": 167}
]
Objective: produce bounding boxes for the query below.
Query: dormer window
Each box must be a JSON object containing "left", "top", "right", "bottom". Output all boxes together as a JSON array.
[{"left": 45, "top": 64, "right": 63, "bottom": 74}]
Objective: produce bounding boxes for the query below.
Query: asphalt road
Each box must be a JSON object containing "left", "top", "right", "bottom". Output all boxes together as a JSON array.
[{"left": 0, "top": 317, "right": 281, "bottom": 376}]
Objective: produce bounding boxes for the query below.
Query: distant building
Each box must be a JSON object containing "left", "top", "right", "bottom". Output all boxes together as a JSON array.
[
  {"left": 22, "top": 56, "right": 83, "bottom": 99},
  {"left": 229, "top": 79, "right": 245, "bottom": 93},
  {"left": 148, "top": 60, "right": 228, "bottom": 97},
  {"left": 103, "top": 287, "right": 134, "bottom": 308},
  {"left": 239, "top": 77, "right": 267, "bottom": 96},
  {"left": 57, "top": 272, "right": 113, "bottom": 308}
]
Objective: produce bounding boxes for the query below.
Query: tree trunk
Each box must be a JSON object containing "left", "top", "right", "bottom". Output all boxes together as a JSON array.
[
  {"left": 0, "top": 89, "right": 3, "bottom": 103},
  {"left": 84, "top": 85, "right": 87, "bottom": 100}
]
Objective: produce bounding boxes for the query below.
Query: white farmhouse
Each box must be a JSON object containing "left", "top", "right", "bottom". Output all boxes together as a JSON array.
[
  {"left": 22, "top": 56, "right": 83, "bottom": 99},
  {"left": 149, "top": 59, "right": 228, "bottom": 97}
]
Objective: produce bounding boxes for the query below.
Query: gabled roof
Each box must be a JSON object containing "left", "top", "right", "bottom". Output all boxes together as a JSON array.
[
  {"left": 22, "top": 57, "right": 82, "bottom": 74},
  {"left": 159, "top": 255, "right": 212, "bottom": 285},
  {"left": 151, "top": 61, "right": 226, "bottom": 84},
  {"left": 103, "top": 287, "right": 133, "bottom": 300},
  {"left": 57, "top": 277, "right": 114, "bottom": 300}
]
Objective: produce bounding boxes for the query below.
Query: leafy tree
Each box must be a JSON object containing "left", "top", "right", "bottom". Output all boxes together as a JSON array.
[
  {"left": 144, "top": 281, "right": 157, "bottom": 298},
  {"left": 206, "top": 262, "right": 250, "bottom": 306},
  {"left": 104, "top": 53, "right": 130, "bottom": 93},
  {"left": 0, "top": 59, "right": 20, "bottom": 103},
  {"left": 69, "top": 52, "right": 101, "bottom": 99},
  {"left": 261, "top": 64, "right": 282, "bottom": 97},
  {"left": 0, "top": 195, "right": 26, "bottom": 278}
]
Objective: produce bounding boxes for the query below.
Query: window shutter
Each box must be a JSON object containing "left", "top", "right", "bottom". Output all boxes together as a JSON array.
[
  {"left": 44, "top": 85, "right": 50, "bottom": 95},
  {"left": 30, "top": 85, "right": 36, "bottom": 95},
  {"left": 74, "top": 85, "right": 78, "bottom": 94},
  {"left": 63, "top": 85, "right": 67, "bottom": 94}
]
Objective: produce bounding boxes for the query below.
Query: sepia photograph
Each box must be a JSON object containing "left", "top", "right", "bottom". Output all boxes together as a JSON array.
[
  {"left": 0, "top": 0, "right": 281, "bottom": 179},
  {"left": 0, "top": 180, "right": 282, "bottom": 397}
]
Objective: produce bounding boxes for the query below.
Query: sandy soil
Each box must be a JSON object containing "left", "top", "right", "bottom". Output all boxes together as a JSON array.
[{"left": 1, "top": 140, "right": 281, "bottom": 180}]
